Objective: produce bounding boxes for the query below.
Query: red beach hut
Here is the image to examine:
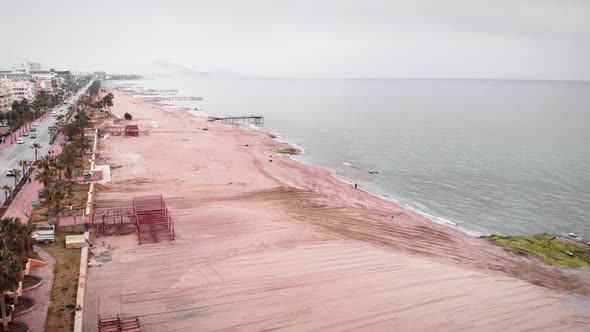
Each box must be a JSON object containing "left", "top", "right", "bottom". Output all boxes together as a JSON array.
[{"left": 125, "top": 125, "right": 139, "bottom": 137}]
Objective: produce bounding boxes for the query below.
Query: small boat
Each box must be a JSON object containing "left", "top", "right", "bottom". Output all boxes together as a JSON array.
[{"left": 568, "top": 232, "right": 579, "bottom": 238}]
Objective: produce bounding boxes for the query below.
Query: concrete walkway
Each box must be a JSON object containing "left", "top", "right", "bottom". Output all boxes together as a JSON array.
[
  {"left": 4, "top": 174, "right": 43, "bottom": 223},
  {"left": 4, "top": 175, "right": 89, "bottom": 226},
  {"left": 20, "top": 246, "right": 56, "bottom": 332}
]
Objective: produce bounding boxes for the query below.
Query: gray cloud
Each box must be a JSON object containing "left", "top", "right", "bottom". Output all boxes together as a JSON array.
[{"left": 1, "top": 0, "right": 589, "bottom": 80}]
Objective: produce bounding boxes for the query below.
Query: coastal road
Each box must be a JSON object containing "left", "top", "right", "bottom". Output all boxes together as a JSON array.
[{"left": 0, "top": 84, "right": 91, "bottom": 205}]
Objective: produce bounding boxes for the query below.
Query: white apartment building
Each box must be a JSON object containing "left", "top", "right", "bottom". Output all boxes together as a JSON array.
[
  {"left": 11, "top": 62, "right": 41, "bottom": 74},
  {"left": 0, "top": 83, "right": 12, "bottom": 112},
  {"left": 0, "top": 79, "right": 36, "bottom": 102},
  {"left": 35, "top": 79, "right": 53, "bottom": 92}
]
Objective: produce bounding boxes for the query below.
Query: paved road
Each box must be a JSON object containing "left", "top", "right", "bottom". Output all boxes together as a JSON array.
[{"left": 0, "top": 82, "right": 91, "bottom": 204}]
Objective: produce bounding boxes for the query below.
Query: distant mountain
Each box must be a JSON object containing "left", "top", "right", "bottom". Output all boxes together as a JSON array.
[{"left": 126, "top": 61, "right": 208, "bottom": 76}]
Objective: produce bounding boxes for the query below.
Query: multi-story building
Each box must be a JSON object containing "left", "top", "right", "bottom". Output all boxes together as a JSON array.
[
  {"left": 11, "top": 62, "right": 41, "bottom": 74},
  {"left": 30, "top": 70, "right": 53, "bottom": 80},
  {"left": 0, "top": 83, "right": 12, "bottom": 113},
  {"left": 0, "top": 80, "right": 36, "bottom": 102},
  {"left": 0, "top": 71, "right": 30, "bottom": 80},
  {"left": 35, "top": 79, "right": 54, "bottom": 92}
]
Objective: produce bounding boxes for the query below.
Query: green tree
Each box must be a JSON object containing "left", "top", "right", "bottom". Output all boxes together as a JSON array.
[
  {"left": 18, "top": 160, "right": 28, "bottom": 178},
  {"left": 35, "top": 169, "right": 55, "bottom": 187},
  {"left": 37, "top": 155, "right": 54, "bottom": 171},
  {"left": 58, "top": 146, "right": 76, "bottom": 181},
  {"left": 0, "top": 218, "right": 35, "bottom": 258},
  {"left": 11, "top": 169, "right": 20, "bottom": 188},
  {"left": 0, "top": 250, "right": 21, "bottom": 328},
  {"left": 49, "top": 189, "right": 65, "bottom": 227},
  {"left": 1, "top": 185, "right": 11, "bottom": 202},
  {"left": 73, "top": 136, "right": 91, "bottom": 159},
  {"left": 104, "top": 92, "right": 114, "bottom": 112},
  {"left": 54, "top": 163, "right": 65, "bottom": 180},
  {"left": 0, "top": 218, "right": 34, "bottom": 308},
  {"left": 30, "top": 143, "right": 42, "bottom": 162}
]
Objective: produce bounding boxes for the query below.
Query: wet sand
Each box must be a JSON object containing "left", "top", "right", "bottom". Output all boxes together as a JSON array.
[{"left": 83, "top": 87, "right": 590, "bottom": 331}]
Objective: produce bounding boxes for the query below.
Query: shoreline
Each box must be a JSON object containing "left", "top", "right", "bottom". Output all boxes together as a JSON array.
[
  {"left": 107, "top": 84, "right": 590, "bottom": 293},
  {"left": 133, "top": 92, "right": 477, "bottom": 236},
  {"left": 134, "top": 92, "right": 561, "bottom": 242},
  {"left": 81, "top": 84, "right": 590, "bottom": 330}
]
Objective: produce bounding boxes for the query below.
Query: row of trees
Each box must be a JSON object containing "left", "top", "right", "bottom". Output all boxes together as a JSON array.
[
  {"left": 0, "top": 217, "right": 35, "bottom": 329},
  {"left": 93, "top": 92, "right": 114, "bottom": 113},
  {"left": 86, "top": 80, "right": 101, "bottom": 96},
  {"left": 35, "top": 111, "right": 92, "bottom": 226}
]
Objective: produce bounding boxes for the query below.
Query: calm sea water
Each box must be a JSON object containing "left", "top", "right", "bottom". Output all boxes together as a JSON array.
[{"left": 115, "top": 76, "right": 590, "bottom": 239}]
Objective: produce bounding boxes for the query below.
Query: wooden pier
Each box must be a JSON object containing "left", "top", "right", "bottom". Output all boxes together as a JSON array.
[
  {"left": 144, "top": 89, "right": 178, "bottom": 93},
  {"left": 140, "top": 96, "right": 203, "bottom": 101},
  {"left": 208, "top": 115, "right": 264, "bottom": 125}
]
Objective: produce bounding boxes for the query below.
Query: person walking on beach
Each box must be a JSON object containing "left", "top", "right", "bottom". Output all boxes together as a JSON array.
[{"left": 354, "top": 183, "right": 358, "bottom": 190}]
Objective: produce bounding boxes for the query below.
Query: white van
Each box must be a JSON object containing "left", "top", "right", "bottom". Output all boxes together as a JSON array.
[{"left": 32, "top": 223, "right": 55, "bottom": 244}]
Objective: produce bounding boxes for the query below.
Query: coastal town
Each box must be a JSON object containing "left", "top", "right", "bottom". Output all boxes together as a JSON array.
[
  {"left": 0, "top": 58, "right": 587, "bottom": 332},
  {"left": 1, "top": 1, "right": 590, "bottom": 331}
]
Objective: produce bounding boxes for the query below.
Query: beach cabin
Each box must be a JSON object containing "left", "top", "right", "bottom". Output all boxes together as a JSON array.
[{"left": 125, "top": 125, "right": 139, "bottom": 137}]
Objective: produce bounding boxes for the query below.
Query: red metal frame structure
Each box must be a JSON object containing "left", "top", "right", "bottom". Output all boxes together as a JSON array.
[
  {"left": 93, "top": 207, "right": 137, "bottom": 238},
  {"left": 110, "top": 126, "right": 123, "bottom": 136},
  {"left": 125, "top": 125, "right": 139, "bottom": 136},
  {"left": 98, "top": 315, "right": 141, "bottom": 332},
  {"left": 132, "top": 195, "right": 175, "bottom": 245}
]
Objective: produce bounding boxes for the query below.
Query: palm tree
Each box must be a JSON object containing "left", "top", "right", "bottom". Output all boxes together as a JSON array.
[
  {"left": 0, "top": 218, "right": 34, "bottom": 258},
  {"left": 54, "top": 163, "right": 65, "bottom": 180},
  {"left": 38, "top": 155, "right": 53, "bottom": 171},
  {"left": 11, "top": 169, "right": 21, "bottom": 188},
  {"left": 0, "top": 250, "right": 22, "bottom": 329},
  {"left": 105, "top": 93, "right": 114, "bottom": 112},
  {"left": 35, "top": 169, "right": 55, "bottom": 187},
  {"left": 58, "top": 148, "right": 76, "bottom": 182},
  {"left": 18, "top": 160, "right": 28, "bottom": 178},
  {"left": 73, "top": 136, "right": 91, "bottom": 159},
  {"left": 1, "top": 185, "right": 11, "bottom": 202},
  {"left": 30, "top": 143, "right": 42, "bottom": 162},
  {"left": 50, "top": 189, "right": 65, "bottom": 227},
  {"left": 0, "top": 218, "right": 34, "bottom": 308}
]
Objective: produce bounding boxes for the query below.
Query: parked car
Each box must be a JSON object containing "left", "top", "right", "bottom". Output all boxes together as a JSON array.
[
  {"left": 32, "top": 223, "right": 55, "bottom": 244},
  {"left": 33, "top": 123, "right": 39, "bottom": 126},
  {"left": 6, "top": 169, "right": 15, "bottom": 176},
  {"left": 30, "top": 127, "right": 36, "bottom": 132},
  {"left": 22, "top": 132, "right": 29, "bottom": 136},
  {"left": 30, "top": 134, "right": 37, "bottom": 139},
  {"left": 17, "top": 138, "right": 25, "bottom": 144}
]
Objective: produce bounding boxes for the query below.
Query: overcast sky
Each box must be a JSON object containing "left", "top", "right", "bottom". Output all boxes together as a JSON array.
[{"left": 1, "top": 0, "right": 589, "bottom": 80}]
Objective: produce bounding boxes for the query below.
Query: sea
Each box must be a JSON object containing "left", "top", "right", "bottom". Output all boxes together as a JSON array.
[{"left": 112, "top": 75, "right": 590, "bottom": 240}]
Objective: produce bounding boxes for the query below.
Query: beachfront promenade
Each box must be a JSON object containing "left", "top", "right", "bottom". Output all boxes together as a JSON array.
[{"left": 80, "top": 88, "right": 590, "bottom": 331}]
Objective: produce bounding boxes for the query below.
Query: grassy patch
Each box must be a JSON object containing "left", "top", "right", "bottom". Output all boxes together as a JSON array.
[
  {"left": 42, "top": 232, "right": 82, "bottom": 332},
  {"left": 274, "top": 147, "right": 300, "bottom": 155},
  {"left": 30, "top": 183, "right": 90, "bottom": 224},
  {"left": 482, "top": 233, "right": 590, "bottom": 269}
]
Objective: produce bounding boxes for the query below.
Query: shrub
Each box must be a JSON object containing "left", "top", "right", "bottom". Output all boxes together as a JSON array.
[
  {"left": 274, "top": 147, "right": 300, "bottom": 155},
  {"left": 124, "top": 112, "right": 132, "bottom": 120}
]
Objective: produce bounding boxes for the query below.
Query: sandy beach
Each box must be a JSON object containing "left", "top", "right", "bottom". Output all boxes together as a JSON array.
[{"left": 83, "top": 86, "right": 590, "bottom": 331}]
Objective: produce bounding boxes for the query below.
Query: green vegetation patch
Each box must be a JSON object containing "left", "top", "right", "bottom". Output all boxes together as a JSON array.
[
  {"left": 274, "top": 147, "right": 300, "bottom": 155},
  {"left": 482, "top": 233, "right": 590, "bottom": 269},
  {"left": 43, "top": 232, "right": 82, "bottom": 331}
]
